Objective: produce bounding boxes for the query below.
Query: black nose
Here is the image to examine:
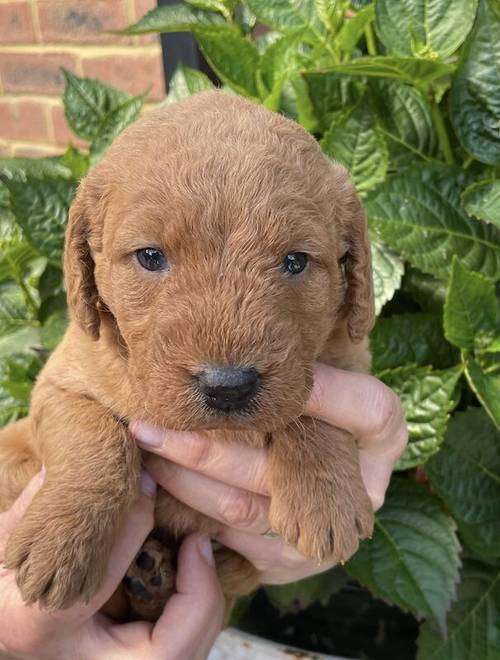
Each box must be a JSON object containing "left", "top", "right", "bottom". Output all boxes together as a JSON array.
[{"left": 197, "top": 366, "right": 260, "bottom": 413}]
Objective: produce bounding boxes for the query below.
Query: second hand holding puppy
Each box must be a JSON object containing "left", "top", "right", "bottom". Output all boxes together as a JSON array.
[{"left": 132, "top": 364, "right": 407, "bottom": 585}]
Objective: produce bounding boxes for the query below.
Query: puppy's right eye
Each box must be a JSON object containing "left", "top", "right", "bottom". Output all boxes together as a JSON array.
[{"left": 136, "top": 248, "right": 167, "bottom": 272}]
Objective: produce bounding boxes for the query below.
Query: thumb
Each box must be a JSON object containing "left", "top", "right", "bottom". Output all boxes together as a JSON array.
[
  {"left": 152, "top": 534, "right": 225, "bottom": 659},
  {"left": 0, "top": 468, "right": 45, "bottom": 557}
]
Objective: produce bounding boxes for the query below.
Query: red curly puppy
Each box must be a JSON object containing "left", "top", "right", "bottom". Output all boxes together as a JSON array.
[{"left": 0, "top": 90, "right": 374, "bottom": 621}]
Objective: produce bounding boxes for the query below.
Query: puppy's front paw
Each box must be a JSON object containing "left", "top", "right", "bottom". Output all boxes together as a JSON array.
[
  {"left": 4, "top": 500, "right": 110, "bottom": 609},
  {"left": 269, "top": 478, "right": 374, "bottom": 564}
]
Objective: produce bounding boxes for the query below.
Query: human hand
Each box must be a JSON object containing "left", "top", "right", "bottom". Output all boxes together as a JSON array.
[
  {"left": 132, "top": 363, "right": 408, "bottom": 585},
  {"left": 0, "top": 471, "right": 224, "bottom": 660}
]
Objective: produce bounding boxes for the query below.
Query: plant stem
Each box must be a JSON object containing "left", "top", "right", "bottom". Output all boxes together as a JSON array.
[
  {"left": 364, "top": 23, "right": 377, "bottom": 56},
  {"left": 431, "top": 102, "right": 454, "bottom": 165}
]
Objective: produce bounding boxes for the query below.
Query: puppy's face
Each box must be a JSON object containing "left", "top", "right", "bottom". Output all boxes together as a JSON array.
[{"left": 65, "top": 92, "right": 373, "bottom": 431}]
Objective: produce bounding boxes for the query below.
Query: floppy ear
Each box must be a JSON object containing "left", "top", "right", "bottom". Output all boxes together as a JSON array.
[
  {"left": 63, "top": 181, "right": 101, "bottom": 340},
  {"left": 338, "top": 174, "right": 375, "bottom": 343}
]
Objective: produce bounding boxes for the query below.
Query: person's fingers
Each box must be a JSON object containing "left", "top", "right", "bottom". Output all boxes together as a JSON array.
[
  {"left": 145, "top": 454, "right": 271, "bottom": 534},
  {"left": 0, "top": 468, "right": 45, "bottom": 557},
  {"left": 214, "top": 526, "right": 336, "bottom": 584},
  {"left": 131, "top": 422, "right": 270, "bottom": 495},
  {"left": 152, "top": 534, "right": 225, "bottom": 660},
  {"left": 306, "top": 364, "right": 407, "bottom": 510}
]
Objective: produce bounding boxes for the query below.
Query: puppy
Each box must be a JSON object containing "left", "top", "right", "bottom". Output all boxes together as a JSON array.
[{"left": 0, "top": 90, "right": 374, "bottom": 621}]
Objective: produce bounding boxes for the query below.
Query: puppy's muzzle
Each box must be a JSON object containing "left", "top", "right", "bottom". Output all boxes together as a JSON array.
[{"left": 196, "top": 365, "right": 260, "bottom": 413}]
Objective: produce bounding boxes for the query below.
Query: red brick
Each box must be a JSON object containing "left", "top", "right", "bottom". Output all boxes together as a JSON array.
[
  {"left": 0, "top": 2, "right": 35, "bottom": 44},
  {"left": 51, "top": 104, "right": 87, "bottom": 147},
  {"left": 11, "top": 143, "right": 62, "bottom": 157},
  {"left": 82, "top": 53, "right": 165, "bottom": 101},
  {"left": 37, "top": 0, "right": 132, "bottom": 45},
  {"left": 0, "top": 53, "right": 78, "bottom": 95},
  {"left": 0, "top": 99, "right": 50, "bottom": 141}
]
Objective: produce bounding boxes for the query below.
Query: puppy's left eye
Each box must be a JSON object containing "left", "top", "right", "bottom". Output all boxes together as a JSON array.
[
  {"left": 136, "top": 248, "right": 167, "bottom": 272},
  {"left": 282, "top": 252, "right": 308, "bottom": 276}
]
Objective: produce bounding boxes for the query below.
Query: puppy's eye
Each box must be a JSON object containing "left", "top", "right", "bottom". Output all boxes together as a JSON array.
[
  {"left": 136, "top": 248, "right": 167, "bottom": 272},
  {"left": 282, "top": 252, "right": 308, "bottom": 276}
]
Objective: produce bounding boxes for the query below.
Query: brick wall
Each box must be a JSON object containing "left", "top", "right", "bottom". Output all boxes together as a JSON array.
[{"left": 0, "top": 0, "right": 165, "bottom": 157}]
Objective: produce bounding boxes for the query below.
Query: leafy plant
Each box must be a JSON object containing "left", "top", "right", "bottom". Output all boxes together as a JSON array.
[{"left": 1, "top": 1, "right": 499, "bottom": 657}]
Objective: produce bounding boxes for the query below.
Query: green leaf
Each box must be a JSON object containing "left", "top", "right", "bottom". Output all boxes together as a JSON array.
[
  {"left": 0, "top": 241, "right": 39, "bottom": 285},
  {"left": 312, "top": 56, "right": 455, "bottom": 88},
  {"left": 450, "top": 0, "right": 500, "bottom": 165},
  {"left": 194, "top": 26, "right": 260, "bottom": 97},
  {"left": 403, "top": 267, "right": 447, "bottom": 313},
  {"left": 121, "top": 2, "right": 224, "bottom": 34},
  {"left": 303, "top": 70, "right": 361, "bottom": 132},
  {"left": 2, "top": 177, "right": 75, "bottom": 266},
  {"left": 370, "top": 79, "right": 438, "bottom": 165},
  {"left": 0, "top": 353, "right": 43, "bottom": 426},
  {"left": 462, "top": 179, "right": 500, "bottom": 227},
  {"left": 381, "top": 365, "right": 462, "bottom": 470},
  {"left": 465, "top": 358, "right": 500, "bottom": 429},
  {"left": 40, "top": 308, "right": 68, "bottom": 351},
  {"left": 61, "top": 145, "right": 89, "bottom": 180},
  {"left": 375, "top": 0, "right": 478, "bottom": 59},
  {"left": 0, "top": 287, "right": 36, "bottom": 337},
  {"left": 444, "top": 257, "right": 500, "bottom": 352},
  {"left": 346, "top": 478, "right": 460, "bottom": 633},
  {"left": 63, "top": 70, "right": 129, "bottom": 142},
  {"left": 335, "top": 3, "right": 375, "bottom": 54},
  {"left": 0, "top": 326, "right": 41, "bottom": 357},
  {"left": 427, "top": 408, "right": 500, "bottom": 559},
  {"left": 0, "top": 157, "right": 72, "bottom": 182},
  {"left": 258, "top": 32, "right": 311, "bottom": 95},
  {"left": 90, "top": 92, "right": 147, "bottom": 162},
  {"left": 371, "top": 239, "right": 404, "bottom": 315},
  {"left": 365, "top": 167, "right": 500, "bottom": 281},
  {"left": 418, "top": 560, "right": 500, "bottom": 660},
  {"left": 265, "top": 567, "right": 348, "bottom": 613},
  {"left": 370, "top": 313, "right": 458, "bottom": 372},
  {"left": 164, "top": 64, "right": 214, "bottom": 104},
  {"left": 321, "top": 99, "right": 388, "bottom": 194},
  {"left": 246, "top": 0, "right": 325, "bottom": 36}
]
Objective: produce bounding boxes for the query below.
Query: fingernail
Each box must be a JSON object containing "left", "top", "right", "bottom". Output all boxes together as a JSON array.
[
  {"left": 197, "top": 534, "right": 215, "bottom": 567},
  {"left": 140, "top": 470, "right": 157, "bottom": 497},
  {"left": 132, "top": 422, "right": 164, "bottom": 448}
]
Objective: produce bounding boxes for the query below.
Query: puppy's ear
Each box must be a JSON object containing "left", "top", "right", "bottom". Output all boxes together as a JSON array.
[
  {"left": 64, "top": 180, "right": 100, "bottom": 339},
  {"left": 338, "top": 173, "right": 375, "bottom": 343}
]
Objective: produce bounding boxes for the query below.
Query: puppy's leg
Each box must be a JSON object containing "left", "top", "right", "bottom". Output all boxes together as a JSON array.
[
  {"left": 268, "top": 418, "right": 373, "bottom": 563},
  {"left": 4, "top": 383, "right": 141, "bottom": 610}
]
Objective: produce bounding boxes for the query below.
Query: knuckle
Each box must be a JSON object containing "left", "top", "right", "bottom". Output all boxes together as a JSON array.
[
  {"left": 369, "top": 383, "right": 404, "bottom": 439},
  {"left": 218, "top": 489, "right": 266, "bottom": 529},
  {"left": 183, "top": 433, "right": 214, "bottom": 471}
]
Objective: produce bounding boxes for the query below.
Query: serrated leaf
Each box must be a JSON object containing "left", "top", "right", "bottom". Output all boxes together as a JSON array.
[
  {"left": 346, "top": 478, "right": 460, "bottom": 633},
  {"left": 121, "top": 2, "right": 224, "bottom": 34},
  {"left": 265, "top": 567, "right": 348, "bottom": 614},
  {"left": 63, "top": 70, "right": 129, "bottom": 142},
  {"left": 0, "top": 157, "right": 72, "bottom": 182},
  {"left": 417, "top": 560, "right": 500, "bottom": 660},
  {"left": 165, "top": 64, "right": 214, "bottom": 105},
  {"left": 375, "top": 0, "right": 478, "bottom": 59},
  {"left": 371, "top": 239, "right": 404, "bottom": 315},
  {"left": 321, "top": 99, "right": 388, "bottom": 194},
  {"left": 465, "top": 358, "right": 500, "bottom": 429},
  {"left": 0, "top": 353, "right": 43, "bottom": 426},
  {"left": 303, "top": 70, "right": 361, "bottom": 132},
  {"left": 365, "top": 168, "right": 500, "bottom": 281},
  {"left": 61, "top": 145, "right": 89, "bottom": 180},
  {"left": 444, "top": 257, "right": 500, "bottom": 352},
  {"left": 427, "top": 408, "right": 500, "bottom": 558},
  {"left": 258, "top": 32, "right": 311, "bottom": 95},
  {"left": 370, "top": 79, "right": 438, "bottom": 165},
  {"left": 370, "top": 313, "right": 458, "bottom": 372},
  {"left": 381, "top": 365, "right": 462, "bottom": 469},
  {"left": 462, "top": 179, "right": 500, "bottom": 227},
  {"left": 2, "top": 177, "right": 75, "bottom": 266},
  {"left": 90, "top": 93, "right": 147, "bottom": 162},
  {"left": 335, "top": 3, "right": 375, "bottom": 54},
  {"left": 312, "top": 57, "right": 455, "bottom": 88},
  {"left": 0, "top": 287, "right": 37, "bottom": 337},
  {"left": 450, "top": 0, "right": 500, "bottom": 165},
  {"left": 194, "top": 26, "right": 260, "bottom": 97}
]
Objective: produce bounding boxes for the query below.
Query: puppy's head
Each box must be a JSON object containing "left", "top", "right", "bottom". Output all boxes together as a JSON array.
[{"left": 65, "top": 91, "right": 373, "bottom": 431}]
